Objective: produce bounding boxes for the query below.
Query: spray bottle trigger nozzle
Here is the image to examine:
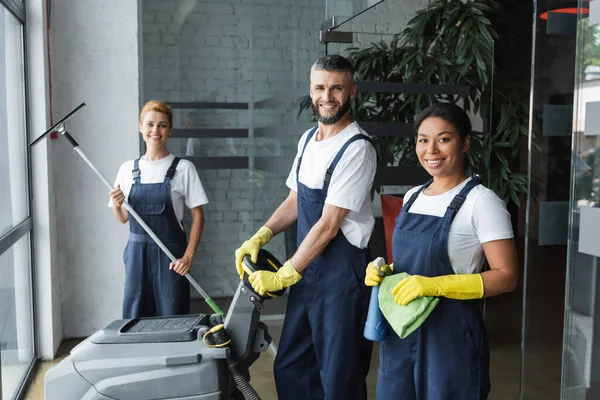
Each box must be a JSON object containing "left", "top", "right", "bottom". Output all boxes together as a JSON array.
[{"left": 373, "top": 257, "right": 386, "bottom": 277}]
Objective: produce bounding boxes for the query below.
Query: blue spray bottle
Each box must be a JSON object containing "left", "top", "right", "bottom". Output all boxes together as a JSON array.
[{"left": 363, "top": 257, "right": 389, "bottom": 341}]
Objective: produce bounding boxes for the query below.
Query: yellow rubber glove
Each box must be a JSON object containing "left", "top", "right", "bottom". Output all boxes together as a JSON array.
[
  {"left": 248, "top": 260, "right": 302, "bottom": 296},
  {"left": 392, "top": 274, "right": 484, "bottom": 306},
  {"left": 364, "top": 261, "right": 394, "bottom": 287},
  {"left": 235, "top": 226, "right": 273, "bottom": 279}
]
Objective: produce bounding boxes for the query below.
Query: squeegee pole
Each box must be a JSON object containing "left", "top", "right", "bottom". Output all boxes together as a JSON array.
[{"left": 51, "top": 123, "right": 224, "bottom": 316}]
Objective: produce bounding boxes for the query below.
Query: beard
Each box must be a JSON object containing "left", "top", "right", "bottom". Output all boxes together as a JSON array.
[{"left": 311, "top": 96, "right": 351, "bottom": 125}]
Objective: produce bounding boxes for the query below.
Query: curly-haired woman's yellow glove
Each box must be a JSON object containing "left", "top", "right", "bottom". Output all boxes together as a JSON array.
[
  {"left": 392, "top": 274, "right": 484, "bottom": 306},
  {"left": 364, "top": 261, "right": 394, "bottom": 286}
]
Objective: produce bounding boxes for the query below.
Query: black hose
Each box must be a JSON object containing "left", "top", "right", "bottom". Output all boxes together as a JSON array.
[
  {"left": 231, "top": 371, "right": 261, "bottom": 400},
  {"left": 224, "top": 349, "right": 261, "bottom": 400}
]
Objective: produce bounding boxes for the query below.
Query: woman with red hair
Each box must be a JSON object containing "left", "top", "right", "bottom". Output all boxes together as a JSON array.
[{"left": 108, "top": 100, "right": 208, "bottom": 318}]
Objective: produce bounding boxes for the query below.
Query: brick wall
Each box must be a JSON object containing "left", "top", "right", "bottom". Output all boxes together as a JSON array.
[{"left": 142, "top": 0, "right": 427, "bottom": 297}]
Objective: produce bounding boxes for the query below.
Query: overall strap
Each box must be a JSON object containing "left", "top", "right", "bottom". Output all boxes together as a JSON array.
[
  {"left": 165, "top": 157, "right": 181, "bottom": 181},
  {"left": 132, "top": 158, "right": 141, "bottom": 183},
  {"left": 296, "top": 126, "right": 319, "bottom": 177},
  {"left": 322, "top": 134, "right": 374, "bottom": 193},
  {"left": 441, "top": 177, "right": 481, "bottom": 229},
  {"left": 403, "top": 179, "right": 434, "bottom": 212}
]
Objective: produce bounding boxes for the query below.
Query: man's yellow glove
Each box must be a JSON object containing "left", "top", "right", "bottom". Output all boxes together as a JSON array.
[
  {"left": 364, "top": 261, "right": 394, "bottom": 286},
  {"left": 235, "top": 226, "right": 273, "bottom": 279},
  {"left": 249, "top": 260, "right": 302, "bottom": 296},
  {"left": 392, "top": 274, "right": 484, "bottom": 306}
]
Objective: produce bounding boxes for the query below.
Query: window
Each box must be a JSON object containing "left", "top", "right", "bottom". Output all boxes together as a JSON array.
[{"left": 0, "top": 1, "right": 35, "bottom": 399}]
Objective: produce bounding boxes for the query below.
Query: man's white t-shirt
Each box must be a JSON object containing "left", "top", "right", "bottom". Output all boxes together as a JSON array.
[
  {"left": 286, "top": 122, "right": 377, "bottom": 249},
  {"left": 108, "top": 154, "right": 209, "bottom": 230},
  {"left": 403, "top": 177, "right": 514, "bottom": 275}
]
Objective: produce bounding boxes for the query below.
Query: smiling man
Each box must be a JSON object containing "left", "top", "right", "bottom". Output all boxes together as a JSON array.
[{"left": 234, "top": 55, "right": 377, "bottom": 399}]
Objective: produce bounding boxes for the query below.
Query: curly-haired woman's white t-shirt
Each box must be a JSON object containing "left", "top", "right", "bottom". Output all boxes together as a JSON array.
[{"left": 403, "top": 177, "right": 514, "bottom": 275}]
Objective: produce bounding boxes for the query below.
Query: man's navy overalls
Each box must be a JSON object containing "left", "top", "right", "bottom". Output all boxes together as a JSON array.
[{"left": 274, "top": 127, "right": 374, "bottom": 400}]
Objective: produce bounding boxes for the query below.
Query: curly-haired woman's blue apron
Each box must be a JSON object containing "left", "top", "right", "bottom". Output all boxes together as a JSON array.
[
  {"left": 377, "top": 177, "right": 490, "bottom": 399},
  {"left": 122, "top": 157, "right": 190, "bottom": 318},
  {"left": 273, "top": 127, "right": 374, "bottom": 400}
]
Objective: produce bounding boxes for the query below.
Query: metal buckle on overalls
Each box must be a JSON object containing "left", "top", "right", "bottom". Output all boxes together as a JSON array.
[
  {"left": 324, "top": 168, "right": 333, "bottom": 183},
  {"left": 448, "top": 196, "right": 464, "bottom": 211},
  {"left": 132, "top": 168, "right": 140, "bottom": 179}
]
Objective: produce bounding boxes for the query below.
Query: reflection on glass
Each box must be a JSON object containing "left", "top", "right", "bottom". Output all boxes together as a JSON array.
[
  {"left": 169, "top": 138, "right": 245, "bottom": 157},
  {"left": 168, "top": 137, "right": 299, "bottom": 158},
  {"left": 0, "top": 8, "right": 28, "bottom": 237},
  {"left": 0, "top": 234, "right": 34, "bottom": 400}
]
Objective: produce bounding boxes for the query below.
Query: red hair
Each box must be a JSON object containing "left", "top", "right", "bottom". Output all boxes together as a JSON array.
[{"left": 139, "top": 100, "right": 173, "bottom": 127}]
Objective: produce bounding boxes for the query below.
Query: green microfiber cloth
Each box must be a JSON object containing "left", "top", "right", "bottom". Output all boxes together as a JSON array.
[{"left": 378, "top": 272, "right": 439, "bottom": 339}]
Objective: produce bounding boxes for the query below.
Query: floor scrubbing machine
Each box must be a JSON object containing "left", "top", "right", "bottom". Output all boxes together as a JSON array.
[
  {"left": 31, "top": 104, "right": 285, "bottom": 399},
  {"left": 43, "top": 250, "right": 283, "bottom": 400}
]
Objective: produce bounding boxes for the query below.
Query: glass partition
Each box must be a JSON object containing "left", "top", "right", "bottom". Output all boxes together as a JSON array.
[
  {"left": 562, "top": 2, "right": 600, "bottom": 398},
  {"left": 140, "top": 2, "right": 525, "bottom": 398},
  {"left": 324, "top": 2, "right": 520, "bottom": 398},
  {"left": 519, "top": 1, "right": 584, "bottom": 399},
  {"left": 140, "top": 0, "right": 326, "bottom": 313}
]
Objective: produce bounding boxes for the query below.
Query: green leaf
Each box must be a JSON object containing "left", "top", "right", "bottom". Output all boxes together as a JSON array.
[{"left": 510, "top": 190, "right": 521, "bottom": 207}]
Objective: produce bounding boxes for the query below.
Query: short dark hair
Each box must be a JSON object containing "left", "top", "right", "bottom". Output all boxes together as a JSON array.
[
  {"left": 413, "top": 103, "right": 472, "bottom": 170},
  {"left": 413, "top": 103, "right": 472, "bottom": 140},
  {"left": 311, "top": 54, "right": 354, "bottom": 76}
]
